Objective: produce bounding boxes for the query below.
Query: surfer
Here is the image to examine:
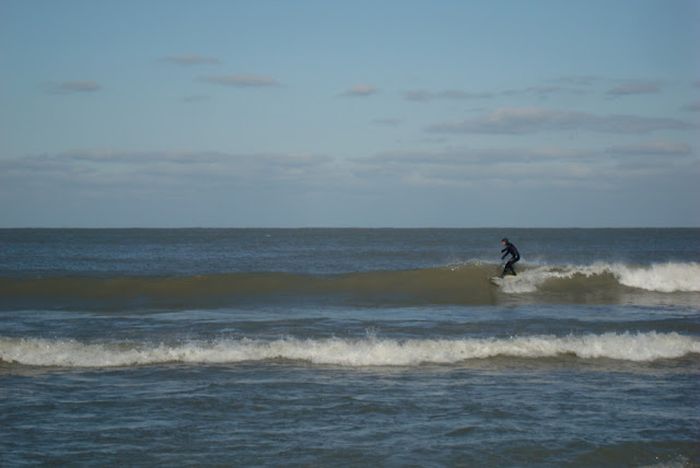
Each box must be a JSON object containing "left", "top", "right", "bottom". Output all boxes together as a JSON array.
[{"left": 500, "top": 238, "right": 520, "bottom": 277}]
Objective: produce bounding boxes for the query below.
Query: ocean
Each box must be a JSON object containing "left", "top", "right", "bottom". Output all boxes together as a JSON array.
[{"left": 1, "top": 228, "right": 698, "bottom": 466}]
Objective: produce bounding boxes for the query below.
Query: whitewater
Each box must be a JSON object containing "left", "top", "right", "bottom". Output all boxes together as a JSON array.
[
  {"left": 491, "top": 261, "right": 700, "bottom": 294},
  {"left": 2, "top": 332, "right": 698, "bottom": 368}
]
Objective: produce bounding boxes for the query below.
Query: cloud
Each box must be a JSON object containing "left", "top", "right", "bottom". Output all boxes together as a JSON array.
[
  {"left": 403, "top": 89, "right": 494, "bottom": 102},
  {"left": 0, "top": 150, "right": 357, "bottom": 227},
  {"left": 340, "top": 84, "right": 378, "bottom": 97},
  {"left": 352, "top": 142, "right": 698, "bottom": 189},
  {"left": 1, "top": 147, "right": 601, "bottom": 195},
  {"left": 500, "top": 85, "right": 582, "bottom": 98},
  {"left": 403, "top": 85, "right": 585, "bottom": 102},
  {"left": 605, "top": 141, "right": 692, "bottom": 156},
  {"left": 162, "top": 54, "right": 220, "bottom": 65},
  {"left": 200, "top": 74, "right": 280, "bottom": 87},
  {"left": 550, "top": 75, "right": 601, "bottom": 86},
  {"left": 353, "top": 146, "right": 601, "bottom": 188},
  {"left": 3, "top": 144, "right": 697, "bottom": 228},
  {"left": 361, "top": 146, "right": 588, "bottom": 166},
  {"left": 48, "top": 80, "right": 101, "bottom": 94},
  {"left": 0, "top": 150, "right": 335, "bottom": 191},
  {"left": 427, "top": 108, "right": 694, "bottom": 135},
  {"left": 681, "top": 101, "right": 700, "bottom": 112},
  {"left": 605, "top": 80, "right": 660, "bottom": 97}
]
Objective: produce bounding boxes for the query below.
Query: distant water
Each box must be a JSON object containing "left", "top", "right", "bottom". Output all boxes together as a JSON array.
[{"left": 1, "top": 229, "right": 698, "bottom": 466}]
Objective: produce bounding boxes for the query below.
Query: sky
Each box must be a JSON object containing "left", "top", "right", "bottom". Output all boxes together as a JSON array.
[{"left": 1, "top": 0, "right": 698, "bottom": 227}]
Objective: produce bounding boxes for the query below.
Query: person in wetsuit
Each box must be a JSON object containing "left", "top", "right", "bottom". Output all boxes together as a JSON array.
[{"left": 500, "top": 237, "right": 520, "bottom": 277}]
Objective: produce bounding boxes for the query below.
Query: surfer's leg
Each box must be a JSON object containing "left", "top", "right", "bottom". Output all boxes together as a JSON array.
[
  {"left": 504, "top": 260, "right": 515, "bottom": 276},
  {"left": 501, "top": 260, "right": 513, "bottom": 278}
]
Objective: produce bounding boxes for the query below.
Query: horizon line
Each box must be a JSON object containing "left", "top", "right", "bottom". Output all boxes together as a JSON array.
[{"left": 1, "top": 226, "right": 698, "bottom": 230}]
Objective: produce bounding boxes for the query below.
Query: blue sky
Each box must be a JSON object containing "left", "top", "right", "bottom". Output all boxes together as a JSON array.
[{"left": 1, "top": 0, "right": 698, "bottom": 227}]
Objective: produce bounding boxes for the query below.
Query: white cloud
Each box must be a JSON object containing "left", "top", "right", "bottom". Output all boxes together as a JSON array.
[
  {"left": 2, "top": 143, "right": 697, "bottom": 227},
  {"left": 10, "top": 141, "right": 688, "bottom": 191},
  {"left": 605, "top": 80, "right": 660, "bottom": 97},
  {"left": 200, "top": 74, "right": 280, "bottom": 87},
  {"left": 340, "top": 84, "right": 378, "bottom": 97},
  {"left": 3, "top": 141, "right": 696, "bottom": 202},
  {"left": 401, "top": 78, "right": 667, "bottom": 104},
  {"left": 606, "top": 141, "right": 692, "bottom": 156},
  {"left": 352, "top": 141, "right": 698, "bottom": 190},
  {"left": 550, "top": 75, "right": 601, "bottom": 86},
  {"left": 500, "top": 85, "right": 582, "bottom": 98},
  {"left": 403, "top": 89, "right": 494, "bottom": 101},
  {"left": 353, "top": 147, "right": 600, "bottom": 188},
  {"left": 427, "top": 108, "right": 694, "bottom": 135},
  {"left": 48, "top": 80, "right": 101, "bottom": 94},
  {"left": 0, "top": 150, "right": 335, "bottom": 193},
  {"left": 403, "top": 85, "right": 584, "bottom": 102},
  {"left": 362, "top": 146, "right": 588, "bottom": 166}
]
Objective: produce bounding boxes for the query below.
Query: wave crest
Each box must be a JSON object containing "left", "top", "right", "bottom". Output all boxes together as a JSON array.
[
  {"left": 1, "top": 332, "right": 698, "bottom": 368},
  {"left": 492, "top": 262, "right": 700, "bottom": 294}
]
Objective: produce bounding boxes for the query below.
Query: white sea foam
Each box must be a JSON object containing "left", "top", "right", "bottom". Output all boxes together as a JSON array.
[
  {"left": 613, "top": 262, "right": 700, "bottom": 292},
  {"left": 493, "top": 262, "right": 700, "bottom": 294},
  {"left": 1, "top": 332, "right": 698, "bottom": 368}
]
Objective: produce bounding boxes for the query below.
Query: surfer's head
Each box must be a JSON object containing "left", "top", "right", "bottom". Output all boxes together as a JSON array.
[{"left": 501, "top": 237, "right": 509, "bottom": 245}]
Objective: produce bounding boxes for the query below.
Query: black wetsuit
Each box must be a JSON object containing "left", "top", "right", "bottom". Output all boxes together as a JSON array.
[{"left": 500, "top": 242, "right": 520, "bottom": 277}]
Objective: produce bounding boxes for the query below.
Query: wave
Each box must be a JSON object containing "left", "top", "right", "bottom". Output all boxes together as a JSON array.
[
  {"left": 490, "top": 262, "right": 700, "bottom": 294},
  {"left": 0, "top": 262, "right": 698, "bottom": 309},
  {"left": 1, "top": 332, "right": 697, "bottom": 368}
]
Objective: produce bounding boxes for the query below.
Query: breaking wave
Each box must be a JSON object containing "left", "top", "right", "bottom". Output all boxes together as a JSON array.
[
  {"left": 0, "top": 262, "right": 697, "bottom": 309},
  {"left": 1, "top": 332, "right": 698, "bottom": 368},
  {"left": 491, "top": 262, "right": 700, "bottom": 294}
]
